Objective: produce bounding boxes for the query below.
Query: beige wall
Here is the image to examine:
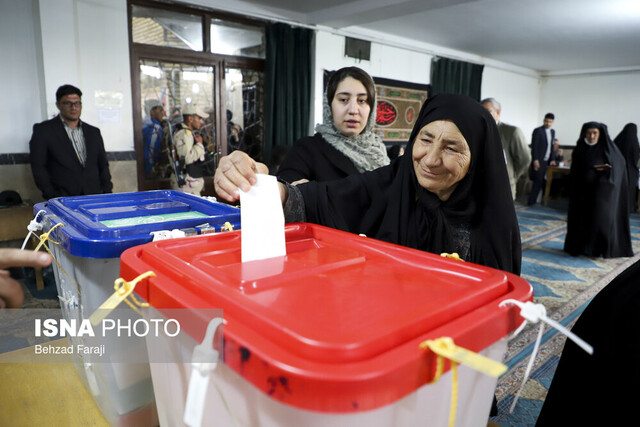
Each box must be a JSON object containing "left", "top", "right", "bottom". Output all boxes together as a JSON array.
[
  {"left": 0, "top": 160, "right": 138, "bottom": 204},
  {"left": 0, "top": 164, "right": 43, "bottom": 204},
  {"left": 540, "top": 71, "right": 640, "bottom": 146},
  {"left": 108, "top": 160, "right": 139, "bottom": 195}
]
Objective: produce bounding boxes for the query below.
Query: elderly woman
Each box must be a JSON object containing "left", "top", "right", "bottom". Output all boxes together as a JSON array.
[
  {"left": 276, "top": 66, "right": 389, "bottom": 183},
  {"left": 216, "top": 94, "right": 521, "bottom": 274},
  {"left": 564, "top": 122, "right": 633, "bottom": 258}
]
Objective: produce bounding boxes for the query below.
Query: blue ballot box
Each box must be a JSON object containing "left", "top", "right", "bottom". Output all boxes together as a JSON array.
[{"left": 33, "top": 190, "right": 240, "bottom": 427}]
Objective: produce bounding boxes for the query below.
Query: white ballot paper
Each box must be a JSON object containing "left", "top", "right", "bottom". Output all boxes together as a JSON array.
[{"left": 239, "top": 174, "right": 287, "bottom": 263}]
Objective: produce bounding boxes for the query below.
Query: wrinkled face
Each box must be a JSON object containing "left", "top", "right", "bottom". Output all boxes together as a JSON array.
[
  {"left": 412, "top": 120, "right": 471, "bottom": 201},
  {"left": 586, "top": 127, "right": 600, "bottom": 144},
  {"left": 544, "top": 118, "right": 554, "bottom": 129},
  {"left": 330, "top": 77, "right": 371, "bottom": 137},
  {"left": 57, "top": 94, "right": 82, "bottom": 123},
  {"left": 482, "top": 102, "right": 500, "bottom": 124}
]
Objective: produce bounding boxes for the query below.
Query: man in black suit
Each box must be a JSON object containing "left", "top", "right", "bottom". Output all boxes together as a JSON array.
[
  {"left": 528, "top": 112, "right": 557, "bottom": 205},
  {"left": 29, "top": 84, "right": 112, "bottom": 200}
]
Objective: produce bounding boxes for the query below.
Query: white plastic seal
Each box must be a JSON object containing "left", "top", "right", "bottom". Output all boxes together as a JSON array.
[
  {"left": 499, "top": 299, "right": 594, "bottom": 413},
  {"left": 199, "top": 195, "right": 218, "bottom": 203},
  {"left": 22, "top": 209, "right": 46, "bottom": 250},
  {"left": 183, "top": 317, "right": 227, "bottom": 427},
  {"left": 150, "top": 229, "right": 186, "bottom": 241}
]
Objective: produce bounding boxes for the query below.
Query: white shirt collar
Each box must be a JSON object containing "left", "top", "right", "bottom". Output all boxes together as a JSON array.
[{"left": 584, "top": 138, "right": 598, "bottom": 146}]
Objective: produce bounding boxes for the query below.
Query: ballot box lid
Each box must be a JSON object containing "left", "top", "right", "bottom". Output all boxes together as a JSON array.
[
  {"left": 120, "top": 223, "right": 532, "bottom": 412},
  {"left": 34, "top": 190, "right": 240, "bottom": 258}
]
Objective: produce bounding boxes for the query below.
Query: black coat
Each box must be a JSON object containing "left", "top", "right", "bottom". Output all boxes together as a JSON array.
[
  {"left": 277, "top": 133, "right": 360, "bottom": 183},
  {"left": 29, "top": 116, "right": 113, "bottom": 200},
  {"left": 529, "top": 125, "right": 556, "bottom": 180},
  {"left": 530, "top": 125, "right": 556, "bottom": 164},
  {"left": 613, "top": 123, "right": 639, "bottom": 212},
  {"left": 536, "top": 258, "right": 640, "bottom": 426},
  {"left": 564, "top": 122, "right": 632, "bottom": 258}
]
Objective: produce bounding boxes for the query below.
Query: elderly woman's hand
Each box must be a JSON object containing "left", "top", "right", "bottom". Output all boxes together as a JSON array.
[{"left": 214, "top": 151, "right": 269, "bottom": 202}]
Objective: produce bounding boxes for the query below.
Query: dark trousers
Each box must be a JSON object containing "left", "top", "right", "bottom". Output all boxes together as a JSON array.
[{"left": 528, "top": 162, "right": 548, "bottom": 205}]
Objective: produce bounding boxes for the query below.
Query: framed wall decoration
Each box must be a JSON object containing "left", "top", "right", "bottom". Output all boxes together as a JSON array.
[{"left": 372, "top": 76, "right": 429, "bottom": 143}]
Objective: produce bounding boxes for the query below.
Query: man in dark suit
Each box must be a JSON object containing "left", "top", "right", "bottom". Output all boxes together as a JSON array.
[
  {"left": 528, "top": 112, "right": 557, "bottom": 205},
  {"left": 29, "top": 84, "right": 112, "bottom": 200}
]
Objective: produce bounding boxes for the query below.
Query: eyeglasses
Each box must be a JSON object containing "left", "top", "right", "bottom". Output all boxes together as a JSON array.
[{"left": 60, "top": 101, "right": 82, "bottom": 108}]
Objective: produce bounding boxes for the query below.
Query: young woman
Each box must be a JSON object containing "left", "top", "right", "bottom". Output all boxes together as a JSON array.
[{"left": 276, "top": 66, "right": 389, "bottom": 183}]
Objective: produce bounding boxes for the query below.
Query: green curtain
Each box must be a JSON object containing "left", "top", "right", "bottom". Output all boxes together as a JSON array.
[
  {"left": 264, "top": 23, "right": 312, "bottom": 164},
  {"left": 430, "top": 57, "right": 484, "bottom": 101}
]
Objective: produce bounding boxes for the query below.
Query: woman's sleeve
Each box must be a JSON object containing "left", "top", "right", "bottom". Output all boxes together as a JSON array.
[
  {"left": 277, "top": 141, "right": 314, "bottom": 183},
  {"left": 282, "top": 174, "right": 377, "bottom": 230},
  {"left": 297, "top": 172, "right": 380, "bottom": 234},
  {"left": 283, "top": 184, "right": 307, "bottom": 223}
]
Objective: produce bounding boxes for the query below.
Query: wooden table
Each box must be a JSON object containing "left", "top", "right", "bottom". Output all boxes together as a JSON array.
[
  {"left": 0, "top": 203, "right": 33, "bottom": 241},
  {"left": 543, "top": 165, "right": 571, "bottom": 206}
]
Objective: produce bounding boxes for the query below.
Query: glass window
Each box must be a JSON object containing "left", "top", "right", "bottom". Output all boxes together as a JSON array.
[
  {"left": 211, "top": 19, "right": 265, "bottom": 58},
  {"left": 130, "top": 1, "right": 267, "bottom": 191},
  {"left": 132, "top": 5, "right": 203, "bottom": 51},
  {"left": 139, "top": 60, "right": 215, "bottom": 179},
  {"left": 225, "top": 68, "right": 264, "bottom": 160}
]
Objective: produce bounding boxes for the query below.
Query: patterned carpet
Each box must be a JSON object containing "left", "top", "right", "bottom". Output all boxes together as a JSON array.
[{"left": 491, "top": 204, "right": 640, "bottom": 426}]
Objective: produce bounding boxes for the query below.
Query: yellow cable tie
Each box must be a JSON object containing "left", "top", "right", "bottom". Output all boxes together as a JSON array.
[
  {"left": 89, "top": 271, "right": 155, "bottom": 326},
  {"left": 420, "top": 337, "right": 508, "bottom": 427},
  {"left": 32, "top": 223, "right": 82, "bottom": 297},
  {"left": 440, "top": 252, "right": 464, "bottom": 261},
  {"left": 420, "top": 337, "right": 507, "bottom": 380},
  {"left": 122, "top": 294, "right": 150, "bottom": 320},
  {"left": 450, "top": 361, "right": 458, "bottom": 427},
  {"left": 222, "top": 221, "right": 234, "bottom": 232},
  {"left": 33, "top": 222, "right": 63, "bottom": 252}
]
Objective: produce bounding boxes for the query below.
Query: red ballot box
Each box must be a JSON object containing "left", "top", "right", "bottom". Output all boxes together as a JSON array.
[{"left": 120, "top": 223, "right": 532, "bottom": 427}]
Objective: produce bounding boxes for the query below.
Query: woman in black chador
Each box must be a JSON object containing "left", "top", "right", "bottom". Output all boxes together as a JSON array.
[
  {"left": 613, "top": 122, "right": 639, "bottom": 213},
  {"left": 563, "top": 121, "right": 633, "bottom": 258},
  {"left": 215, "top": 93, "right": 519, "bottom": 418},
  {"left": 536, "top": 257, "right": 640, "bottom": 426}
]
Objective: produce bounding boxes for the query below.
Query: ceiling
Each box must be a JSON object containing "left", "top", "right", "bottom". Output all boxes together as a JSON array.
[{"left": 198, "top": 0, "right": 640, "bottom": 75}]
